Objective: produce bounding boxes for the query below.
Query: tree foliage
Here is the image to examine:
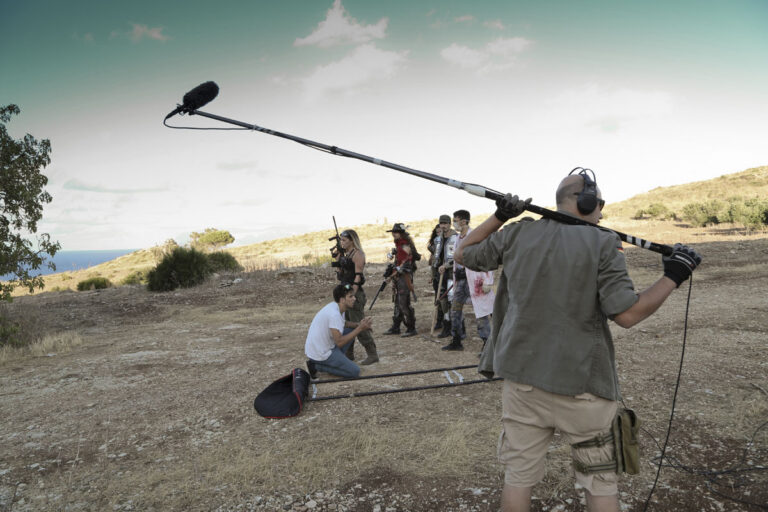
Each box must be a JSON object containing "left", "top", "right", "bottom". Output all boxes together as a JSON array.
[
  {"left": 0, "top": 104, "right": 60, "bottom": 301},
  {"left": 189, "top": 228, "right": 234, "bottom": 252}
]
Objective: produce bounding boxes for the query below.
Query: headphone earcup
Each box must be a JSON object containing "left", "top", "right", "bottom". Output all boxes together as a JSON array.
[
  {"left": 576, "top": 175, "right": 598, "bottom": 214},
  {"left": 577, "top": 192, "right": 597, "bottom": 214}
]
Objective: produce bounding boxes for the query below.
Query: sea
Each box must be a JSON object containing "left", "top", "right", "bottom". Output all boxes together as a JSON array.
[{"left": 1, "top": 249, "right": 137, "bottom": 281}]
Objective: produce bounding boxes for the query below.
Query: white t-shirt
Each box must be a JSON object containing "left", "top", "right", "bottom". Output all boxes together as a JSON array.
[{"left": 304, "top": 301, "right": 345, "bottom": 361}]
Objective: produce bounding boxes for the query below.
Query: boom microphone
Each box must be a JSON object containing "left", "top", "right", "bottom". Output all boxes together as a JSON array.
[{"left": 164, "top": 81, "right": 219, "bottom": 120}]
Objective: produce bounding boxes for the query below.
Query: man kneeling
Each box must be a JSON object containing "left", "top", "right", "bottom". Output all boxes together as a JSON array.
[{"left": 305, "top": 284, "right": 374, "bottom": 379}]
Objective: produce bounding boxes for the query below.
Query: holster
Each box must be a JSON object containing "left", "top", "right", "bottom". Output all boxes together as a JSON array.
[
  {"left": 613, "top": 407, "right": 640, "bottom": 474},
  {"left": 571, "top": 407, "right": 640, "bottom": 475}
]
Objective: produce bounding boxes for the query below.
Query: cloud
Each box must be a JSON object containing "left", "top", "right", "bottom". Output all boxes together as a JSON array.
[
  {"left": 302, "top": 43, "right": 408, "bottom": 100},
  {"left": 294, "top": 0, "right": 388, "bottom": 48},
  {"left": 109, "top": 24, "right": 169, "bottom": 43},
  {"left": 440, "top": 37, "right": 533, "bottom": 73},
  {"left": 73, "top": 32, "right": 95, "bottom": 43},
  {"left": 440, "top": 44, "right": 489, "bottom": 69},
  {"left": 484, "top": 20, "right": 505, "bottom": 30},
  {"left": 63, "top": 179, "right": 167, "bottom": 194},
  {"left": 454, "top": 15, "right": 475, "bottom": 23},
  {"left": 130, "top": 24, "right": 169, "bottom": 42}
]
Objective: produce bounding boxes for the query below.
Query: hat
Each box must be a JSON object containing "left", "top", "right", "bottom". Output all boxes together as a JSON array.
[
  {"left": 439, "top": 214, "right": 451, "bottom": 224},
  {"left": 386, "top": 223, "right": 407, "bottom": 233}
]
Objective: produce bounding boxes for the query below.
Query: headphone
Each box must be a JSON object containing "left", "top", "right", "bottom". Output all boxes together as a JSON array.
[{"left": 569, "top": 167, "right": 599, "bottom": 214}]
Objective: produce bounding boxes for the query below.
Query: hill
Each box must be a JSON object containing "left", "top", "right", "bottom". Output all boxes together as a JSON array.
[
  {"left": 604, "top": 165, "right": 768, "bottom": 219},
  {"left": 8, "top": 165, "right": 767, "bottom": 297}
]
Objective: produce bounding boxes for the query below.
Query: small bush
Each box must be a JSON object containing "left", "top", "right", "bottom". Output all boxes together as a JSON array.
[
  {"left": 121, "top": 269, "right": 149, "bottom": 286},
  {"left": 76, "top": 277, "right": 112, "bottom": 291},
  {"left": 682, "top": 200, "right": 727, "bottom": 227},
  {"left": 61, "top": 273, "right": 73, "bottom": 281},
  {"left": 207, "top": 252, "right": 242, "bottom": 273},
  {"left": 682, "top": 198, "right": 768, "bottom": 228},
  {"left": 725, "top": 198, "right": 768, "bottom": 229},
  {"left": 147, "top": 247, "right": 211, "bottom": 292},
  {"left": 634, "top": 203, "right": 673, "bottom": 220}
]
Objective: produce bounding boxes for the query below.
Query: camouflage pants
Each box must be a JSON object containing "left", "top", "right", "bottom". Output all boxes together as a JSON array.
[
  {"left": 391, "top": 274, "right": 416, "bottom": 331},
  {"left": 345, "top": 287, "right": 376, "bottom": 357}
]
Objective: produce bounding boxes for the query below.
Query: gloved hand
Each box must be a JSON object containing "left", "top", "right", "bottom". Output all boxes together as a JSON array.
[
  {"left": 662, "top": 243, "right": 702, "bottom": 287},
  {"left": 494, "top": 194, "right": 532, "bottom": 222}
]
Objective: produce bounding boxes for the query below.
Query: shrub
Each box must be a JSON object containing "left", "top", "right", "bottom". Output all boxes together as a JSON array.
[
  {"left": 682, "top": 200, "right": 727, "bottom": 227},
  {"left": 725, "top": 198, "right": 768, "bottom": 229},
  {"left": 150, "top": 238, "right": 179, "bottom": 262},
  {"left": 0, "top": 303, "right": 44, "bottom": 349},
  {"left": 634, "top": 203, "right": 673, "bottom": 220},
  {"left": 147, "top": 247, "right": 211, "bottom": 292},
  {"left": 76, "top": 277, "right": 112, "bottom": 291},
  {"left": 121, "top": 269, "right": 149, "bottom": 286},
  {"left": 207, "top": 252, "right": 242, "bottom": 273},
  {"left": 682, "top": 198, "right": 768, "bottom": 228},
  {"left": 190, "top": 228, "right": 235, "bottom": 252}
]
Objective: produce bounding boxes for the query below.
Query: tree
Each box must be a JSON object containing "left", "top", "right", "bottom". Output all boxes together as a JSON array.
[
  {"left": 189, "top": 228, "right": 234, "bottom": 252},
  {"left": 0, "top": 104, "right": 60, "bottom": 301}
]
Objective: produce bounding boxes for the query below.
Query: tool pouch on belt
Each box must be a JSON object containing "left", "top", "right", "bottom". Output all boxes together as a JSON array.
[
  {"left": 571, "top": 407, "right": 640, "bottom": 475},
  {"left": 613, "top": 407, "right": 640, "bottom": 474}
]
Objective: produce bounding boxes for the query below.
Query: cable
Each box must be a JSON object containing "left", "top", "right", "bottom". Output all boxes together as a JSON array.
[
  {"left": 641, "top": 277, "right": 692, "bottom": 511},
  {"left": 642, "top": 420, "right": 768, "bottom": 510},
  {"left": 162, "top": 118, "right": 250, "bottom": 130},
  {"left": 639, "top": 276, "right": 768, "bottom": 510}
]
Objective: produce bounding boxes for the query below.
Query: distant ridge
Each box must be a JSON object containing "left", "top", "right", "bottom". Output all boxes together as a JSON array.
[
  {"left": 12, "top": 165, "right": 767, "bottom": 296},
  {"left": 604, "top": 165, "right": 768, "bottom": 219}
]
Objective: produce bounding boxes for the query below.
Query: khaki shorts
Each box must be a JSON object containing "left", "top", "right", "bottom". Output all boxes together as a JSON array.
[{"left": 498, "top": 380, "right": 619, "bottom": 496}]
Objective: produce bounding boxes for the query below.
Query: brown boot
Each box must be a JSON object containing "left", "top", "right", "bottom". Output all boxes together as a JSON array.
[{"left": 360, "top": 350, "right": 379, "bottom": 365}]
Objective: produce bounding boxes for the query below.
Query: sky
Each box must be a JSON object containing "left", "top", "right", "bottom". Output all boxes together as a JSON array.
[{"left": 1, "top": 0, "right": 767, "bottom": 250}]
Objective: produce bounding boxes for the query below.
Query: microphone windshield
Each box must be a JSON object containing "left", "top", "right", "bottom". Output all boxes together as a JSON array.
[{"left": 182, "top": 81, "right": 219, "bottom": 111}]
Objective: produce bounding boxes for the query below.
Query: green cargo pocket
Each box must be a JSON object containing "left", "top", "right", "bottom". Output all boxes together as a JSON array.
[{"left": 613, "top": 408, "right": 640, "bottom": 475}]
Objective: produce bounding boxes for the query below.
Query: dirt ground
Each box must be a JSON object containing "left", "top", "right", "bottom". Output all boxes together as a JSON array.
[{"left": 1, "top": 238, "right": 766, "bottom": 511}]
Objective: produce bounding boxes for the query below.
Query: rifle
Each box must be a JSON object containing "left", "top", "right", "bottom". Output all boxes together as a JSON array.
[
  {"left": 329, "top": 216, "right": 344, "bottom": 268},
  {"left": 402, "top": 271, "right": 417, "bottom": 303},
  {"left": 369, "top": 263, "right": 395, "bottom": 310},
  {"left": 430, "top": 271, "right": 446, "bottom": 336}
]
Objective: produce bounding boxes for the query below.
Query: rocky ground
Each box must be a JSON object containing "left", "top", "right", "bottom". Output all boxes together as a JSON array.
[{"left": 1, "top": 239, "right": 766, "bottom": 511}]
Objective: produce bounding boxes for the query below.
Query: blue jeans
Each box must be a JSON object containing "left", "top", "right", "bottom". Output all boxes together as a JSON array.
[
  {"left": 312, "top": 332, "right": 360, "bottom": 378},
  {"left": 452, "top": 278, "right": 491, "bottom": 341}
]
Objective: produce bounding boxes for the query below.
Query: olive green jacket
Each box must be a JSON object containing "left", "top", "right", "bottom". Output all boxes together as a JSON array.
[{"left": 464, "top": 215, "right": 638, "bottom": 401}]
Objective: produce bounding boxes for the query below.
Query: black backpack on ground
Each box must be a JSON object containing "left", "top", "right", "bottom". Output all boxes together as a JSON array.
[{"left": 253, "top": 368, "right": 311, "bottom": 418}]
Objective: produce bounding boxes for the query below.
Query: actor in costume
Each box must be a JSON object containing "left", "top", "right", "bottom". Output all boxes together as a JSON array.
[
  {"left": 335, "top": 229, "right": 379, "bottom": 365},
  {"left": 428, "top": 214, "right": 456, "bottom": 337},
  {"left": 440, "top": 209, "right": 494, "bottom": 351},
  {"left": 383, "top": 223, "right": 419, "bottom": 337}
]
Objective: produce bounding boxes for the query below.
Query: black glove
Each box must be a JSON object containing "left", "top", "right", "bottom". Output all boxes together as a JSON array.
[
  {"left": 662, "top": 243, "right": 702, "bottom": 287},
  {"left": 494, "top": 194, "right": 531, "bottom": 222}
]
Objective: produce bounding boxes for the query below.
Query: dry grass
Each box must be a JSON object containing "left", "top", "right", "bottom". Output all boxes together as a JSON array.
[
  {"left": 604, "top": 165, "right": 768, "bottom": 219},
  {"left": 0, "top": 238, "right": 766, "bottom": 511},
  {"left": 0, "top": 331, "right": 83, "bottom": 363}
]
